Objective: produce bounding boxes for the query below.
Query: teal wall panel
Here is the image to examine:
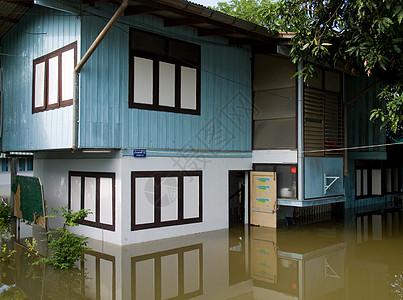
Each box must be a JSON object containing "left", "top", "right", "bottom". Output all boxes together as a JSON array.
[
  {"left": 1, "top": 5, "right": 80, "bottom": 151},
  {"left": 78, "top": 4, "right": 252, "bottom": 152},
  {"left": 2, "top": 2, "right": 252, "bottom": 153},
  {"left": 305, "top": 157, "right": 344, "bottom": 199},
  {"left": 344, "top": 74, "right": 386, "bottom": 154}
]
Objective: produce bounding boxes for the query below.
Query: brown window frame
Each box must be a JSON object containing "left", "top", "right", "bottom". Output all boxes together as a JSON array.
[
  {"left": 32, "top": 41, "right": 77, "bottom": 113},
  {"left": 129, "top": 28, "right": 201, "bottom": 115},
  {"left": 355, "top": 162, "right": 401, "bottom": 199},
  {"left": 131, "top": 243, "right": 203, "bottom": 300},
  {"left": 131, "top": 170, "right": 202, "bottom": 230},
  {"left": 68, "top": 171, "right": 116, "bottom": 231}
]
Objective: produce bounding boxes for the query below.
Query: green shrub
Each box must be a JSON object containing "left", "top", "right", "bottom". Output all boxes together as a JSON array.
[{"left": 40, "top": 206, "right": 92, "bottom": 269}]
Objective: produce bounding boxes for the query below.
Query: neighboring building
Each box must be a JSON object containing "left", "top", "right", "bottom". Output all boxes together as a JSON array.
[
  {"left": 0, "top": 0, "right": 401, "bottom": 245},
  {"left": 0, "top": 154, "right": 33, "bottom": 200}
]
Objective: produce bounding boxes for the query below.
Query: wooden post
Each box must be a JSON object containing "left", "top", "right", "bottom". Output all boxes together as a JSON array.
[{"left": 10, "top": 157, "right": 17, "bottom": 207}]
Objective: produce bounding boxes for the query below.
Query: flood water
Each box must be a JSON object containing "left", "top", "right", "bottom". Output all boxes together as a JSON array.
[{"left": 2, "top": 205, "right": 403, "bottom": 299}]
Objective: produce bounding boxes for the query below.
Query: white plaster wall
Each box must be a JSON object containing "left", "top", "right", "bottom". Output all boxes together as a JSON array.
[
  {"left": 0, "top": 171, "right": 33, "bottom": 200},
  {"left": 34, "top": 155, "right": 251, "bottom": 245},
  {"left": 34, "top": 158, "right": 123, "bottom": 245},
  {"left": 252, "top": 150, "right": 297, "bottom": 164},
  {"left": 120, "top": 156, "right": 251, "bottom": 245}
]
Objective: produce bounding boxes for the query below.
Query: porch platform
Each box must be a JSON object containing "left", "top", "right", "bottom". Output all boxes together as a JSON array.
[{"left": 278, "top": 196, "right": 346, "bottom": 207}]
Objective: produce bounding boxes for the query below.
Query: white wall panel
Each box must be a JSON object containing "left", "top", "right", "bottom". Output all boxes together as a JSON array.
[
  {"left": 48, "top": 56, "right": 59, "bottom": 105},
  {"left": 184, "top": 176, "right": 199, "bottom": 219},
  {"left": 100, "top": 259, "right": 113, "bottom": 300},
  {"left": 372, "top": 169, "right": 382, "bottom": 195},
  {"left": 34, "top": 62, "right": 45, "bottom": 108},
  {"left": 100, "top": 177, "right": 113, "bottom": 225},
  {"left": 161, "top": 254, "right": 179, "bottom": 299},
  {"left": 134, "top": 57, "right": 153, "bottom": 105},
  {"left": 135, "top": 259, "right": 155, "bottom": 300},
  {"left": 61, "top": 48, "right": 74, "bottom": 101},
  {"left": 159, "top": 62, "right": 175, "bottom": 107},
  {"left": 135, "top": 177, "right": 155, "bottom": 225},
  {"left": 85, "top": 177, "right": 96, "bottom": 222},
  {"left": 85, "top": 254, "right": 97, "bottom": 299},
  {"left": 184, "top": 249, "right": 200, "bottom": 293},
  {"left": 180, "top": 66, "right": 197, "bottom": 110},
  {"left": 160, "top": 177, "right": 178, "bottom": 222},
  {"left": 70, "top": 176, "right": 81, "bottom": 212}
]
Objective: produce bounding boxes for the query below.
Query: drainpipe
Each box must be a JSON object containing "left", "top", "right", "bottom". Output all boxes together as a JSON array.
[
  {"left": 72, "top": 0, "right": 128, "bottom": 151},
  {"left": 297, "top": 62, "right": 304, "bottom": 201}
]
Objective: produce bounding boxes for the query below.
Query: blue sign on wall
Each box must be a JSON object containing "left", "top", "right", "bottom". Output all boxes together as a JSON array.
[{"left": 133, "top": 149, "right": 146, "bottom": 157}]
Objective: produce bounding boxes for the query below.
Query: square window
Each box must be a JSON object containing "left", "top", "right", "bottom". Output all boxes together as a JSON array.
[
  {"left": 69, "top": 171, "right": 115, "bottom": 231},
  {"left": 131, "top": 171, "right": 202, "bottom": 230},
  {"left": 129, "top": 29, "right": 200, "bottom": 115}
]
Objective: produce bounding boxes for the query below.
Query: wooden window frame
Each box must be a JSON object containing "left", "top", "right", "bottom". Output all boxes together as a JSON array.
[
  {"left": 131, "top": 243, "right": 203, "bottom": 300},
  {"left": 68, "top": 171, "right": 116, "bottom": 231},
  {"left": 355, "top": 161, "right": 401, "bottom": 199},
  {"left": 131, "top": 171, "right": 202, "bottom": 230},
  {"left": 80, "top": 250, "right": 116, "bottom": 300},
  {"left": 129, "top": 28, "right": 201, "bottom": 115},
  {"left": 32, "top": 41, "right": 77, "bottom": 113}
]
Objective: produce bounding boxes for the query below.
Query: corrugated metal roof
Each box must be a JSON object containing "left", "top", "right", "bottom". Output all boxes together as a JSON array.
[
  {"left": 0, "top": 1, "right": 33, "bottom": 39},
  {"left": 0, "top": 0, "right": 279, "bottom": 44}
]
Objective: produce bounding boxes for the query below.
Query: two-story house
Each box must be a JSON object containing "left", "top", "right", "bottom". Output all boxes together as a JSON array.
[{"left": 1, "top": 0, "right": 400, "bottom": 245}]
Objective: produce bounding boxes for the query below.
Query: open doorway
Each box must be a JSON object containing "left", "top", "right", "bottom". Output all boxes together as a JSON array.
[{"left": 229, "top": 171, "right": 246, "bottom": 227}]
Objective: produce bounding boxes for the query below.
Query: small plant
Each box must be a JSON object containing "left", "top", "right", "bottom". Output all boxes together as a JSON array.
[
  {"left": 25, "top": 238, "right": 39, "bottom": 258},
  {"left": 0, "top": 234, "right": 16, "bottom": 262},
  {"left": 0, "top": 199, "right": 13, "bottom": 233},
  {"left": 39, "top": 206, "right": 92, "bottom": 269}
]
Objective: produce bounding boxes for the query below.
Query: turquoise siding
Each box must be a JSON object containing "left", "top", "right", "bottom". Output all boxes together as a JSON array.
[
  {"left": 305, "top": 157, "right": 344, "bottom": 199},
  {"left": 79, "top": 5, "right": 252, "bottom": 152},
  {"left": 345, "top": 74, "right": 386, "bottom": 154},
  {"left": 344, "top": 73, "right": 389, "bottom": 208},
  {"left": 1, "top": 6, "right": 80, "bottom": 151}
]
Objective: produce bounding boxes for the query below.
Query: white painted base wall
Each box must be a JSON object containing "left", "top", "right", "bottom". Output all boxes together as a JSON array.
[{"left": 34, "top": 155, "right": 251, "bottom": 245}]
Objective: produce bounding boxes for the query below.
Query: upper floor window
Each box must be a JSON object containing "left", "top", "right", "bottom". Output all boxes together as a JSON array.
[
  {"left": 32, "top": 42, "right": 77, "bottom": 113},
  {"left": 304, "top": 69, "right": 344, "bottom": 157},
  {"left": 129, "top": 29, "right": 201, "bottom": 115}
]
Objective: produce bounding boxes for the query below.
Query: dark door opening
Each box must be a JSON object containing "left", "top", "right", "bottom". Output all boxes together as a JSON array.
[{"left": 229, "top": 171, "right": 246, "bottom": 227}]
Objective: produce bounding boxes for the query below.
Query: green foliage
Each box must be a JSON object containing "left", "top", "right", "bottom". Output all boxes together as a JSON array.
[
  {"left": 216, "top": 0, "right": 403, "bottom": 130},
  {"left": 40, "top": 207, "right": 92, "bottom": 269},
  {"left": 0, "top": 200, "right": 13, "bottom": 232},
  {"left": 25, "top": 238, "right": 39, "bottom": 258},
  {"left": 0, "top": 235, "right": 16, "bottom": 262},
  {"left": 215, "top": 0, "right": 276, "bottom": 27},
  {"left": 370, "top": 85, "right": 403, "bottom": 133}
]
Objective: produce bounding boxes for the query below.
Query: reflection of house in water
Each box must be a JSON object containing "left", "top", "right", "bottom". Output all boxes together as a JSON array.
[
  {"left": 347, "top": 207, "right": 403, "bottom": 300},
  {"left": 10, "top": 212, "right": 403, "bottom": 299},
  {"left": 246, "top": 226, "right": 346, "bottom": 300}
]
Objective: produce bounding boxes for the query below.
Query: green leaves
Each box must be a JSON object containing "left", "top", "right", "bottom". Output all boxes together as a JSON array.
[
  {"left": 370, "top": 85, "right": 403, "bottom": 133},
  {"left": 217, "top": 0, "right": 403, "bottom": 130},
  {"left": 40, "top": 207, "right": 92, "bottom": 269}
]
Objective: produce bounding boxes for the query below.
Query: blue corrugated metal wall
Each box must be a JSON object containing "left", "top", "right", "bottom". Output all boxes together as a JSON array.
[
  {"left": 345, "top": 74, "right": 386, "bottom": 154},
  {"left": 344, "top": 73, "right": 389, "bottom": 208},
  {"left": 79, "top": 5, "right": 252, "bottom": 152},
  {"left": 1, "top": 6, "right": 80, "bottom": 151}
]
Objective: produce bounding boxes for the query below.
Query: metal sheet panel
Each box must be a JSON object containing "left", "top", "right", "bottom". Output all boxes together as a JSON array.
[
  {"left": 344, "top": 74, "right": 386, "bottom": 152},
  {"left": 79, "top": 10, "right": 252, "bottom": 152},
  {"left": 1, "top": 5, "right": 80, "bottom": 151}
]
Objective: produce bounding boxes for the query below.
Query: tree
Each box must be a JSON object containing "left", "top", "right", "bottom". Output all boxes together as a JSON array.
[{"left": 216, "top": 0, "right": 403, "bottom": 132}]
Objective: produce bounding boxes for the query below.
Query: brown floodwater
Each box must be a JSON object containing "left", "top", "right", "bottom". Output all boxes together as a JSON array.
[{"left": 2, "top": 205, "right": 403, "bottom": 299}]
